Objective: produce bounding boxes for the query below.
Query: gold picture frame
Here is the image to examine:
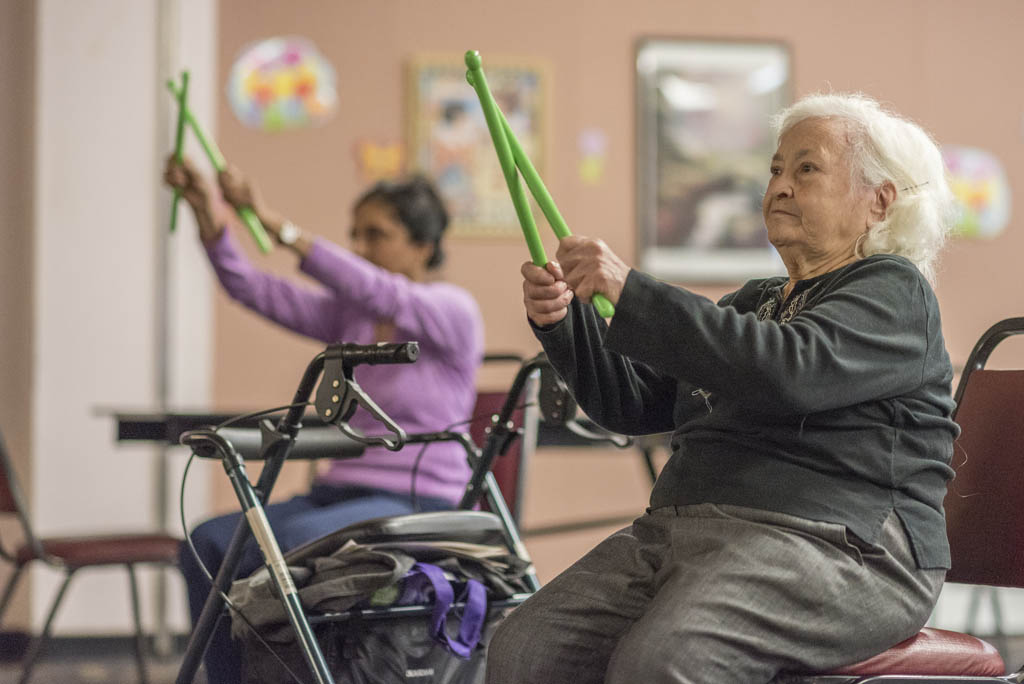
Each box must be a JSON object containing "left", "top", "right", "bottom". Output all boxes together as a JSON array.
[{"left": 406, "top": 54, "right": 548, "bottom": 237}]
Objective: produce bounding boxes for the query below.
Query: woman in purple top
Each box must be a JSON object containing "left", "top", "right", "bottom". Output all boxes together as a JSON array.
[{"left": 165, "top": 157, "right": 484, "bottom": 683}]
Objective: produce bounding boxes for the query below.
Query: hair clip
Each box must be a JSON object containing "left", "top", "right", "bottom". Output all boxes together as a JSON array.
[{"left": 899, "top": 181, "right": 929, "bottom": 192}]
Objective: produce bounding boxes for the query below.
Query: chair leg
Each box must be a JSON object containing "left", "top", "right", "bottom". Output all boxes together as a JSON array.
[
  {"left": 965, "top": 585, "right": 1010, "bottom": 664},
  {"left": 18, "top": 568, "right": 75, "bottom": 684},
  {"left": 965, "top": 584, "right": 983, "bottom": 633},
  {"left": 0, "top": 564, "right": 26, "bottom": 624},
  {"left": 989, "top": 587, "right": 1010, "bottom": 662},
  {"left": 127, "top": 563, "right": 150, "bottom": 684}
]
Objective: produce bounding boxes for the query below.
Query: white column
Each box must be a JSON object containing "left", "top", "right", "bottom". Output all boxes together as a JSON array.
[{"left": 32, "top": 0, "right": 216, "bottom": 634}]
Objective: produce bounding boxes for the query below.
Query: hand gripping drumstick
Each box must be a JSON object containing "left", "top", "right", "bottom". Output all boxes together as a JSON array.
[
  {"left": 168, "top": 71, "right": 190, "bottom": 233},
  {"left": 166, "top": 80, "right": 274, "bottom": 254},
  {"left": 464, "top": 50, "right": 615, "bottom": 318}
]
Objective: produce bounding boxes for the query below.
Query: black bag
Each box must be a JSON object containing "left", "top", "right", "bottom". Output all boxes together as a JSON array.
[
  {"left": 239, "top": 598, "right": 520, "bottom": 684},
  {"left": 229, "top": 513, "right": 531, "bottom": 684}
]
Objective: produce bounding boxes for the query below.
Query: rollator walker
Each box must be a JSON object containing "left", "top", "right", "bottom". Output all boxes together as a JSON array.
[{"left": 173, "top": 341, "right": 610, "bottom": 684}]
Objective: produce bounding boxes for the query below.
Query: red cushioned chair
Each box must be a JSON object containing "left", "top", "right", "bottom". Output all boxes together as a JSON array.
[
  {"left": 471, "top": 353, "right": 539, "bottom": 525},
  {"left": 0, "top": 425, "right": 183, "bottom": 684},
  {"left": 777, "top": 317, "right": 1024, "bottom": 683},
  {"left": 470, "top": 389, "right": 529, "bottom": 524}
]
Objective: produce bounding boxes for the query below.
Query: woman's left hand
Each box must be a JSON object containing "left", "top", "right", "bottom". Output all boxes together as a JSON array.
[
  {"left": 217, "top": 163, "right": 288, "bottom": 241},
  {"left": 218, "top": 164, "right": 268, "bottom": 217},
  {"left": 555, "top": 236, "right": 630, "bottom": 307}
]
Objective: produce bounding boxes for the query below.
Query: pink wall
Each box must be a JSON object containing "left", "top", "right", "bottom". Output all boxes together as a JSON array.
[
  {"left": 210, "top": 0, "right": 1024, "bottom": 578},
  {"left": 0, "top": 0, "right": 36, "bottom": 630}
]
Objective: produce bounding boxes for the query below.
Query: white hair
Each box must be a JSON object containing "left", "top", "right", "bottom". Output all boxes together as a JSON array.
[{"left": 772, "top": 93, "right": 957, "bottom": 283}]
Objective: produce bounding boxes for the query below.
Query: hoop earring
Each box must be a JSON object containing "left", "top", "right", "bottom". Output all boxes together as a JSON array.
[{"left": 854, "top": 233, "right": 868, "bottom": 259}]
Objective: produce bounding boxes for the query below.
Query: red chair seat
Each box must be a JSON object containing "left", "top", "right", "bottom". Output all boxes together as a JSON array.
[
  {"left": 827, "top": 627, "right": 1005, "bottom": 677},
  {"left": 17, "top": 533, "right": 181, "bottom": 567}
]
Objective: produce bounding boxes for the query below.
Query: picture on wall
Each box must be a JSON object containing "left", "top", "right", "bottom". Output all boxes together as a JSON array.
[
  {"left": 407, "top": 54, "right": 547, "bottom": 237},
  {"left": 636, "top": 39, "right": 791, "bottom": 281}
]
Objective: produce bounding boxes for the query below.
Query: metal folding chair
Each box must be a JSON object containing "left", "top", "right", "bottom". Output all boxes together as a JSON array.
[{"left": 0, "top": 426, "right": 182, "bottom": 684}]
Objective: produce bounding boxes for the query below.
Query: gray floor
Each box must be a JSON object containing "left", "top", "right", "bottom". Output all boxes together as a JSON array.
[
  {"left": 0, "top": 654, "right": 199, "bottom": 684},
  {"left": 1, "top": 633, "right": 1022, "bottom": 684},
  {"left": 0, "top": 637, "right": 205, "bottom": 684},
  {"left": 0, "top": 657, "right": 194, "bottom": 684}
]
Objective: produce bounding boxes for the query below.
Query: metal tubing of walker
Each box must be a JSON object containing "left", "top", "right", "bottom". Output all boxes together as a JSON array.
[
  {"left": 483, "top": 470, "right": 541, "bottom": 592},
  {"left": 177, "top": 354, "right": 329, "bottom": 683},
  {"left": 224, "top": 449, "right": 334, "bottom": 684},
  {"left": 176, "top": 432, "right": 296, "bottom": 683},
  {"left": 458, "top": 356, "right": 546, "bottom": 511},
  {"left": 175, "top": 517, "right": 252, "bottom": 683}
]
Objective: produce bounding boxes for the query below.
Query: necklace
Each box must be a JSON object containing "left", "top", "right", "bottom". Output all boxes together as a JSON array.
[{"left": 756, "top": 282, "right": 821, "bottom": 324}]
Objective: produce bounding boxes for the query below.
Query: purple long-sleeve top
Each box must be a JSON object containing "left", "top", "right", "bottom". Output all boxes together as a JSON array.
[{"left": 206, "top": 230, "right": 484, "bottom": 505}]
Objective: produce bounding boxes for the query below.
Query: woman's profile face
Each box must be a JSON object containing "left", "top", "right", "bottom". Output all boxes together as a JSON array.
[
  {"left": 762, "top": 117, "right": 875, "bottom": 265},
  {"left": 350, "top": 199, "right": 433, "bottom": 279}
]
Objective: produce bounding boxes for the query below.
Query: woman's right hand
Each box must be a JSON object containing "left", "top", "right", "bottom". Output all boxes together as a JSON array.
[
  {"left": 522, "top": 261, "right": 574, "bottom": 327},
  {"left": 164, "top": 155, "right": 207, "bottom": 209},
  {"left": 163, "top": 155, "right": 223, "bottom": 245}
]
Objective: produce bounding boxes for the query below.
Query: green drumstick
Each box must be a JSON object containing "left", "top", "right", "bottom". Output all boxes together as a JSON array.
[
  {"left": 169, "top": 71, "right": 190, "bottom": 233},
  {"left": 464, "top": 50, "right": 615, "bottom": 318},
  {"left": 497, "top": 113, "right": 615, "bottom": 318},
  {"left": 165, "top": 80, "right": 273, "bottom": 254},
  {"left": 463, "top": 52, "right": 546, "bottom": 267}
]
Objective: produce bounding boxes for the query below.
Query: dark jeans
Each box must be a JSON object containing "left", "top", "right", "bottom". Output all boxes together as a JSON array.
[{"left": 180, "top": 483, "right": 452, "bottom": 684}]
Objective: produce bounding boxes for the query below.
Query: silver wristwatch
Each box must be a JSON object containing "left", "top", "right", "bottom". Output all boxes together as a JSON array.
[{"left": 278, "top": 220, "right": 302, "bottom": 246}]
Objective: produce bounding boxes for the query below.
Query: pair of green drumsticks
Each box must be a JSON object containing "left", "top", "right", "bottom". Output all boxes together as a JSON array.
[
  {"left": 464, "top": 51, "right": 615, "bottom": 318},
  {"left": 166, "top": 71, "right": 273, "bottom": 253},
  {"left": 166, "top": 52, "right": 614, "bottom": 317}
]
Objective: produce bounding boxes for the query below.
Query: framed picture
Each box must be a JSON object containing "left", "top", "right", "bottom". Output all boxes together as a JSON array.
[
  {"left": 636, "top": 39, "right": 791, "bottom": 281},
  {"left": 407, "top": 54, "right": 547, "bottom": 237}
]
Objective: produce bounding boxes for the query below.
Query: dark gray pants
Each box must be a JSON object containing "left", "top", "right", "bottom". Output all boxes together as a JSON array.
[{"left": 487, "top": 504, "right": 943, "bottom": 684}]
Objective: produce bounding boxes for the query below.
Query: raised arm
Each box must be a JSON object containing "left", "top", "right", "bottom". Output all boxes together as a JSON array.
[
  {"left": 606, "top": 256, "right": 936, "bottom": 414},
  {"left": 522, "top": 260, "right": 678, "bottom": 435},
  {"left": 165, "top": 155, "right": 346, "bottom": 341},
  {"left": 205, "top": 231, "right": 344, "bottom": 342},
  {"left": 299, "top": 239, "right": 482, "bottom": 360},
  {"left": 213, "top": 164, "right": 481, "bottom": 359}
]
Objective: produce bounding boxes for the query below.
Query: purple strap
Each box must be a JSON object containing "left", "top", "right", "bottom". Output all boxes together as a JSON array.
[{"left": 406, "top": 562, "right": 487, "bottom": 658}]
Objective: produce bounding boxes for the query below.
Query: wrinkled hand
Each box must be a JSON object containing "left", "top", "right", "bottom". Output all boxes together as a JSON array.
[
  {"left": 522, "top": 261, "right": 573, "bottom": 327},
  {"left": 555, "top": 236, "right": 629, "bottom": 308},
  {"left": 217, "top": 164, "right": 264, "bottom": 216}
]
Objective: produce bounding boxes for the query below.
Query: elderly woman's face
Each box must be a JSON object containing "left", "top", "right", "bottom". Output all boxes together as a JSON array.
[{"left": 763, "top": 118, "right": 875, "bottom": 266}]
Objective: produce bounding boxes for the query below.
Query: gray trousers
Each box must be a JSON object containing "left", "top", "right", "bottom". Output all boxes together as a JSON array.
[{"left": 487, "top": 504, "right": 943, "bottom": 684}]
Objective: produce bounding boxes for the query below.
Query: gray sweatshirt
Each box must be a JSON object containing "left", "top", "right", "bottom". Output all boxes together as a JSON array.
[{"left": 533, "top": 254, "right": 958, "bottom": 569}]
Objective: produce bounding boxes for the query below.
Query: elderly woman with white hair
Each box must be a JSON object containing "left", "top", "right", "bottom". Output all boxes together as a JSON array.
[{"left": 487, "top": 93, "right": 960, "bottom": 683}]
